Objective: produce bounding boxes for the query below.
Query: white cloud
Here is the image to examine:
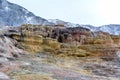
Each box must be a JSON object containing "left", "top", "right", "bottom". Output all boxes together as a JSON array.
[{"left": 97, "top": 0, "right": 120, "bottom": 23}]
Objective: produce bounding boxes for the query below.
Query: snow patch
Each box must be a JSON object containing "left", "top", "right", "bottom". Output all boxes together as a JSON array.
[
  {"left": 116, "top": 51, "right": 120, "bottom": 58},
  {"left": 26, "top": 17, "right": 33, "bottom": 22},
  {"left": 5, "top": 6, "right": 9, "bottom": 11}
]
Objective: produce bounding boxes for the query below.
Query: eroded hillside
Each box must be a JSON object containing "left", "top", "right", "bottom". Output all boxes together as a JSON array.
[{"left": 0, "top": 24, "right": 120, "bottom": 80}]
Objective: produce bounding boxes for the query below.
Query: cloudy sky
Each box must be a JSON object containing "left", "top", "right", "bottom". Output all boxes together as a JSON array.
[{"left": 8, "top": 0, "right": 120, "bottom": 26}]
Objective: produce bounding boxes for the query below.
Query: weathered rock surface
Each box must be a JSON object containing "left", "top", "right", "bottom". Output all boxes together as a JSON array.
[
  {"left": 0, "top": 25, "right": 119, "bottom": 80},
  {"left": 8, "top": 25, "right": 119, "bottom": 58},
  {"left": 0, "top": 34, "right": 26, "bottom": 60},
  {"left": 0, "top": 72, "right": 10, "bottom": 80},
  {"left": 0, "top": 27, "right": 27, "bottom": 79},
  {"left": 10, "top": 53, "right": 120, "bottom": 80}
]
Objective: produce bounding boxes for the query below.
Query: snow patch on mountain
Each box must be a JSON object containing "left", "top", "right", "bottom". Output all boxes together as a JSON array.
[
  {"left": 98, "top": 25, "right": 120, "bottom": 35},
  {"left": 48, "top": 19, "right": 120, "bottom": 35},
  {"left": 0, "top": 0, "right": 120, "bottom": 35},
  {"left": 48, "top": 19, "right": 80, "bottom": 27},
  {"left": 0, "top": 0, "right": 54, "bottom": 26}
]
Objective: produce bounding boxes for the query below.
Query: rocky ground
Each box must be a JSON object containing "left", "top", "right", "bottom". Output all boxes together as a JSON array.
[
  {"left": 0, "top": 53, "right": 120, "bottom": 80},
  {"left": 0, "top": 25, "right": 120, "bottom": 80}
]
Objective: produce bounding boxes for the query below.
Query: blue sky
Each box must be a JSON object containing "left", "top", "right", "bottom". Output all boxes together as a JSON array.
[{"left": 8, "top": 0, "right": 120, "bottom": 26}]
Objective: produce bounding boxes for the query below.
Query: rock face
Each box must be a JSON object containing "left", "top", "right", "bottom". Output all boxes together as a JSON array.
[
  {"left": 8, "top": 25, "right": 119, "bottom": 58},
  {"left": 0, "top": 1, "right": 119, "bottom": 80},
  {"left": 0, "top": 72, "right": 10, "bottom": 80},
  {"left": 0, "top": 0, "right": 53, "bottom": 26},
  {"left": 0, "top": 26, "right": 26, "bottom": 59},
  {"left": 8, "top": 25, "right": 90, "bottom": 57},
  {"left": 0, "top": 24, "right": 119, "bottom": 80},
  {"left": 51, "top": 27, "right": 120, "bottom": 58},
  {"left": 0, "top": 35, "right": 25, "bottom": 59},
  {"left": 51, "top": 27, "right": 90, "bottom": 46},
  {"left": 0, "top": 28, "right": 26, "bottom": 78}
]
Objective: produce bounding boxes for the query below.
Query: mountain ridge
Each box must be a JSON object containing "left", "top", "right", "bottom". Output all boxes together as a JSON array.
[
  {"left": 0, "top": 0, "right": 120, "bottom": 35},
  {"left": 48, "top": 19, "right": 120, "bottom": 35},
  {"left": 0, "top": 0, "right": 54, "bottom": 26}
]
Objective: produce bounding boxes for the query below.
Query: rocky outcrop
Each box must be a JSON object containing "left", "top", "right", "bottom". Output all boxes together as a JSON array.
[
  {"left": 0, "top": 35, "right": 25, "bottom": 59},
  {"left": 51, "top": 27, "right": 90, "bottom": 46},
  {"left": 0, "top": 25, "right": 119, "bottom": 80},
  {"left": 51, "top": 27, "right": 120, "bottom": 58},
  {"left": 6, "top": 24, "right": 120, "bottom": 58},
  {"left": 7, "top": 25, "right": 90, "bottom": 57},
  {"left": 0, "top": 29, "right": 27, "bottom": 76}
]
